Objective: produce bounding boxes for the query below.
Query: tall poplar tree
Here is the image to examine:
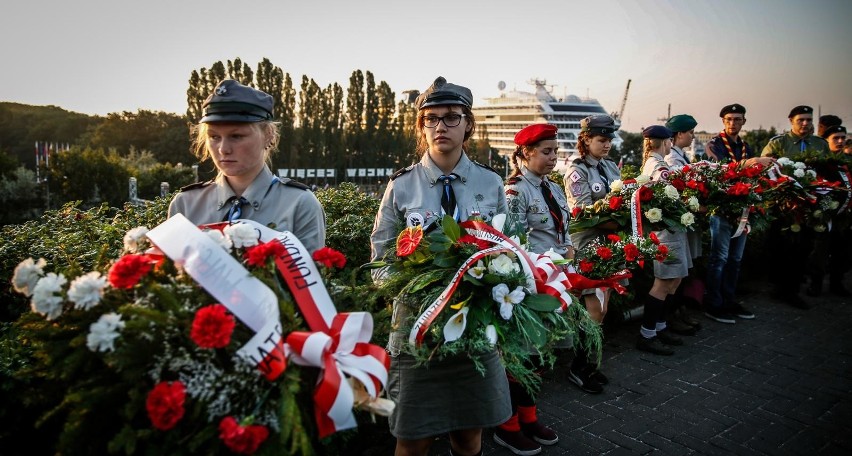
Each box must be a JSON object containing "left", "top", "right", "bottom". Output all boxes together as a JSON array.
[{"left": 344, "top": 70, "right": 365, "bottom": 167}]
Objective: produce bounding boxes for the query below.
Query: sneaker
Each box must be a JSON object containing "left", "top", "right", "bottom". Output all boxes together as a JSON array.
[
  {"left": 636, "top": 336, "right": 674, "bottom": 356},
  {"left": 493, "top": 427, "right": 542, "bottom": 455},
  {"left": 705, "top": 308, "right": 736, "bottom": 324},
  {"left": 521, "top": 421, "right": 559, "bottom": 445},
  {"left": 655, "top": 329, "right": 684, "bottom": 346},
  {"left": 727, "top": 303, "right": 755, "bottom": 319},
  {"left": 666, "top": 318, "right": 697, "bottom": 336},
  {"left": 568, "top": 366, "right": 603, "bottom": 394},
  {"left": 590, "top": 369, "right": 609, "bottom": 385}
]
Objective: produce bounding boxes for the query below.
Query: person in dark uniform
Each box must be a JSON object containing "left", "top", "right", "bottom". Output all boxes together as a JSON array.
[
  {"left": 167, "top": 79, "right": 326, "bottom": 253},
  {"left": 497, "top": 123, "right": 568, "bottom": 454},
  {"left": 562, "top": 114, "right": 620, "bottom": 395},
  {"left": 370, "top": 77, "right": 510, "bottom": 456},
  {"left": 703, "top": 104, "right": 774, "bottom": 320},
  {"left": 762, "top": 106, "right": 829, "bottom": 309}
]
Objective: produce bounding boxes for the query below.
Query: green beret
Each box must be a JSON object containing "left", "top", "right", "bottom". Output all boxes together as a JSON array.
[{"left": 665, "top": 114, "right": 697, "bottom": 133}]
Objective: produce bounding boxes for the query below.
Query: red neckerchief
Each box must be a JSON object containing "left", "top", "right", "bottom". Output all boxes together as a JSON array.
[{"left": 719, "top": 131, "right": 746, "bottom": 162}]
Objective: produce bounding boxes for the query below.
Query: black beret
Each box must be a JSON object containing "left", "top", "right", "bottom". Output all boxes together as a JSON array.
[
  {"left": 818, "top": 115, "right": 843, "bottom": 137},
  {"left": 788, "top": 105, "right": 813, "bottom": 119},
  {"left": 666, "top": 114, "right": 697, "bottom": 133},
  {"left": 642, "top": 125, "right": 673, "bottom": 139},
  {"left": 415, "top": 76, "right": 473, "bottom": 110},
  {"left": 821, "top": 125, "right": 847, "bottom": 139},
  {"left": 719, "top": 103, "right": 746, "bottom": 117},
  {"left": 514, "top": 124, "right": 558, "bottom": 146},
  {"left": 201, "top": 79, "right": 274, "bottom": 123},
  {"left": 580, "top": 115, "right": 618, "bottom": 138}
]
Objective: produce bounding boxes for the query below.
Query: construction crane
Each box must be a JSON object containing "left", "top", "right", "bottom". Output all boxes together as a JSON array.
[{"left": 612, "top": 79, "right": 631, "bottom": 121}]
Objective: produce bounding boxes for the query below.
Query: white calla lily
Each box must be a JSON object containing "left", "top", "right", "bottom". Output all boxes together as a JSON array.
[
  {"left": 443, "top": 306, "right": 470, "bottom": 342},
  {"left": 491, "top": 213, "right": 507, "bottom": 233},
  {"left": 485, "top": 325, "right": 498, "bottom": 345}
]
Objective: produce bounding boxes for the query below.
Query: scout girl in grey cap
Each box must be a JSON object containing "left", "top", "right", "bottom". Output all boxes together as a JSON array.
[
  {"left": 370, "top": 76, "right": 510, "bottom": 456},
  {"left": 167, "top": 79, "right": 326, "bottom": 253}
]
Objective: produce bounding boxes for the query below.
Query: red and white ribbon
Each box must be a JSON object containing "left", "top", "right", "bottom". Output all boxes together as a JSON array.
[
  {"left": 286, "top": 312, "right": 390, "bottom": 438},
  {"left": 731, "top": 207, "right": 751, "bottom": 238},
  {"left": 628, "top": 183, "right": 645, "bottom": 238},
  {"left": 532, "top": 254, "right": 575, "bottom": 311}
]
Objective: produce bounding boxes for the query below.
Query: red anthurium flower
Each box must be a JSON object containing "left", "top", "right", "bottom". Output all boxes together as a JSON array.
[
  {"left": 146, "top": 381, "right": 186, "bottom": 431},
  {"left": 396, "top": 226, "right": 423, "bottom": 257},
  {"left": 312, "top": 247, "right": 347, "bottom": 269},
  {"left": 649, "top": 232, "right": 660, "bottom": 245},
  {"left": 190, "top": 304, "right": 236, "bottom": 349},
  {"left": 219, "top": 416, "right": 270, "bottom": 455},
  {"left": 571, "top": 206, "right": 582, "bottom": 218},
  {"left": 108, "top": 254, "right": 154, "bottom": 289}
]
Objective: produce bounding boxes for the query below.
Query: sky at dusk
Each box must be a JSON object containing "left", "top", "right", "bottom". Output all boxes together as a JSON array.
[{"left": 2, "top": 0, "right": 850, "bottom": 133}]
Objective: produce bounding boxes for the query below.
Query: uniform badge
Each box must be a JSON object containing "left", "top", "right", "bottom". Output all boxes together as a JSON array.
[
  {"left": 570, "top": 182, "right": 584, "bottom": 195},
  {"left": 592, "top": 182, "right": 603, "bottom": 193},
  {"left": 569, "top": 170, "right": 582, "bottom": 182},
  {"left": 660, "top": 170, "right": 670, "bottom": 180},
  {"left": 529, "top": 204, "right": 540, "bottom": 213},
  {"left": 406, "top": 212, "right": 425, "bottom": 228},
  {"left": 475, "top": 193, "right": 484, "bottom": 202},
  {"left": 215, "top": 85, "right": 228, "bottom": 95}
]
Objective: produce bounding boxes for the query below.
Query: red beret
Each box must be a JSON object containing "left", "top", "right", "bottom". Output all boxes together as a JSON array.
[{"left": 514, "top": 124, "right": 558, "bottom": 146}]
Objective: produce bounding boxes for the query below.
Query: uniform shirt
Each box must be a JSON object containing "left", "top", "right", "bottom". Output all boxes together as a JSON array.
[
  {"left": 168, "top": 165, "right": 326, "bottom": 253},
  {"left": 563, "top": 155, "right": 620, "bottom": 210},
  {"left": 761, "top": 131, "right": 829, "bottom": 159},
  {"left": 505, "top": 166, "right": 572, "bottom": 255},
  {"left": 665, "top": 146, "right": 690, "bottom": 170},
  {"left": 370, "top": 152, "right": 507, "bottom": 261},
  {"left": 641, "top": 152, "right": 671, "bottom": 181},
  {"left": 706, "top": 134, "right": 753, "bottom": 162}
]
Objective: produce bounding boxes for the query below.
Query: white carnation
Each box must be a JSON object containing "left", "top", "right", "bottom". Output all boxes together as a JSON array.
[
  {"left": 31, "top": 273, "right": 67, "bottom": 320},
  {"left": 67, "top": 271, "right": 108, "bottom": 310},
  {"left": 87, "top": 313, "right": 125, "bottom": 352},
  {"left": 12, "top": 257, "right": 47, "bottom": 297},
  {"left": 777, "top": 157, "right": 793, "bottom": 166},
  {"left": 807, "top": 169, "right": 816, "bottom": 178},
  {"left": 793, "top": 169, "right": 805, "bottom": 178},
  {"left": 664, "top": 185, "right": 680, "bottom": 200},
  {"left": 123, "top": 226, "right": 149, "bottom": 253},
  {"left": 793, "top": 161, "right": 806, "bottom": 169},
  {"left": 488, "top": 254, "right": 520, "bottom": 276},
  {"left": 206, "top": 229, "right": 233, "bottom": 251},
  {"left": 645, "top": 208, "right": 663, "bottom": 223},
  {"left": 223, "top": 223, "right": 259, "bottom": 248}
]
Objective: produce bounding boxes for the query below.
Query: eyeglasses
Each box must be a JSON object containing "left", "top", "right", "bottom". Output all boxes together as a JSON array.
[
  {"left": 723, "top": 117, "right": 745, "bottom": 124},
  {"left": 423, "top": 113, "right": 466, "bottom": 128}
]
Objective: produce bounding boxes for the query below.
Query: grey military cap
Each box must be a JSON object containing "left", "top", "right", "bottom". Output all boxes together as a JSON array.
[
  {"left": 201, "top": 79, "right": 274, "bottom": 123},
  {"left": 416, "top": 76, "right": 473, "bottom": 110},
  {"left": 581, "top": 114, "right": 618, "bottom": 138}
]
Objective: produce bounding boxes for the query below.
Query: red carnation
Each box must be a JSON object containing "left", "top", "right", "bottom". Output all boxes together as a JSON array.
[
  {"left": 670, "top": 178, "right": 686, "bottom": 191},
  {"left": 457, "top": 234, "right": 491, "bottom": 250},
  {"left": 624, "top": 243, "right": 640, "bottom": 262},
  {"left": 571, "top": 206, "right": 582, "bottom": 218},
  {"left": 649, "top": 232, "right": 660, "bottom": 245},
  {"left": 146, "top": 381, "right": 186, "bottom": 431},
  {"left": 609, "top": 196, "right": 624, "bottom": 210},
  {"left": 108, "top": 254, "right": 154, "bottom": 289},
  {"left": 190, "top": 304, "right": 236, "bottom": 348},
  {"left": 606, "top": 234, "right": 621, "bottom": 243},
  {"left": 639, "top": 186, "right": 653, "bottom": 202},
  {"left": 579, "top": 259, "right": 595, "bottom": 274},
  {"left": 726, "top": 182, "right": 751, "bottom": 196},
  {"left": 219, "top": 416, "right": 270, "bottom": 455},
  {"left": 313, "top": 247, "right": 347, "bottom": 269},
  {"left": 655, "top": 244, "right": 669, "bottom": 262},
  {"left": 596, "top": 246, "right": 613, "bottom": 260},
  {"left": 244, "top": 241, "right": 286, "bottom": 267}
]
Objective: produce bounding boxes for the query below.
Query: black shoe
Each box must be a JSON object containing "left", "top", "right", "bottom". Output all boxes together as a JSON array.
[
  {"left": 590, "top": 369, "right": 609, "bottom": 385},
  {"left": 636, "top": 336, "right": 674, "bottom": 356},
  {"left": 727, "top": 303, "right": 755, "bottom": 319},
  {"left": 677, "top": 309, "right": 702, "bottom": 330},
  {"left": 667, "top": 318, "right": 698, "bottom": 336},
  {"left": 705, "top": 308, "right": 736, "bottom": 324},
  {"left": 655, "top": 329, "right": 684, "bottom": 346},
  {"left": 520, "top": 421, "right": 559, "bottom": 445},
  {"left": 493, "top": 427, "right": 542, "bottom": 455},
  {"left": 783, "top": 294, "right": 811, "bottom": 310},
  {"left": 568, "top": 366, "right": 603, "bottom": 394}
]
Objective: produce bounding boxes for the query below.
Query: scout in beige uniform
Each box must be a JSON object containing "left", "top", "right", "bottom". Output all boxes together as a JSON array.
[
  {"left": 167, "top": 79, "right": 326, "bottom": 253},
  {"left": 369, "top": 77, "right": 510, "bottom": 456}
]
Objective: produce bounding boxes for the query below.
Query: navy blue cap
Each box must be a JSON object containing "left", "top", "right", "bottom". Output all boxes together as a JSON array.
[
  {"left": 416, "top": 76, "right": 473, "bottom": 110},
  {"left": 580, "top": 114, "right": 618, "bottom": 138},
  {"left": 788, "top": 105, "right": 813, "bottom": 119},
  {"left": 642, "top": 125, "right": 673, "bottom": 139},
  {"left": 719, "top": 103, "right": 746, "bottom": 117},
  {"left": 666, "top": 114, "right": 697, "bottom": 133},
  {"left": 201, "top": 79, "right": 274, "bottom": 123},
  {"left": 821, "top": 125, "right": 847, "bottom": 139}
]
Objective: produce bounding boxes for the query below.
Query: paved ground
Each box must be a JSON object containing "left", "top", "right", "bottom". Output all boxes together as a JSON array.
[{"left": 363, "top": 274, "right": 852, "bottom": 455}]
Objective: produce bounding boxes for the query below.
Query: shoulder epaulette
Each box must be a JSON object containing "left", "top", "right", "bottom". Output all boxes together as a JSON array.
[
  {"left": 391, "top": 165, "right": 415, "bottom": 181},
  {"left": 571, "top": 157, "right": 583, "bottom": 165},
  {"left": 506, "top": 176, "right": 522, "bottom": 185},
  {"left": 473, "top": 160, "right": 500, "bottom": 175},
  {"left": 178, "top": 180, "right": 213, "bottom": 192},
  {"left": 281, "top": 178, "right": 310, "bottom": 190},
  {"left": 604, "top": 157, "right": 616, "bottom": 162}
]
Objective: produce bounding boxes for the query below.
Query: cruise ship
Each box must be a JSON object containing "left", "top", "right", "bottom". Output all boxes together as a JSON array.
[{"left": 473, "top": 79, "right": 622, "bottom": 173}]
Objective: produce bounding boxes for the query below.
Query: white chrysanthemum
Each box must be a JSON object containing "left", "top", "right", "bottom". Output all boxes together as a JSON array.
[
  {"left": 813, "top": 224, "right": 826, "bottom": 233},
  {"left": 793, "top": 168, "right": 805, "bottom": 178},
  {"left": 123, "top": 226, "right": 149, "bottom": 253},
  {"left": 31, "top": 273, "right": 67, "bottom": 320},
  {"left": 485, "top": 325, "right": 498, "bottom": 345},
  {"left": 790, "top": 224, "right": 802, "bottom": 233},
  {"left": 645, "top": 208, "right": 663, "bottom": 223},
  {"left": 488, "top": 254, "right": 520, "bottom": 276},
  {"left": 688, "top": 196, "right": 700, "bottom": 212},
  {"left": 635, "top": 175, "right": 651, "bottom": 185},
  {"left": 793, "top": 161, "right": 807, "bottom": 170},
  {"left": 467, "top": 260, "right": 486, "bottom": 279},
  {"left": 12, "top": 257, "right": 47, "bottom": 297},
  {"left": 829, "top": 200, "right": 840, "bottom": 210},
  {"left": 223, "top": 223, "right": 259, "bottom": 248},
  {"left": 443, "top": 306, "right": 469, "bottom": 342},
  {"left": 681, "top": 212, "right": 695, "bottom": 226},
  {"left": 610, "top": 180, "right": 624, "bottom": 193},
  {"left": 807, "top": 169, "right": 817, "bottom": 178},
  {"left": 664, "top": 185, "right": 680, "bottom": 200},
  {"left": 777, "top": 157, "right": 793, "bottom": 166},
  {"left": 206, "top": 229, "right": 233, "bottom": 251},
  {"left": 492, "top": 283, "right": 525, "bottom": 320},
  {"left": 86, "top": 312, "right": 125, "bottom": 352},
  {"left": 68, "top": 271, "right": 108, "bottom": 310}
]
